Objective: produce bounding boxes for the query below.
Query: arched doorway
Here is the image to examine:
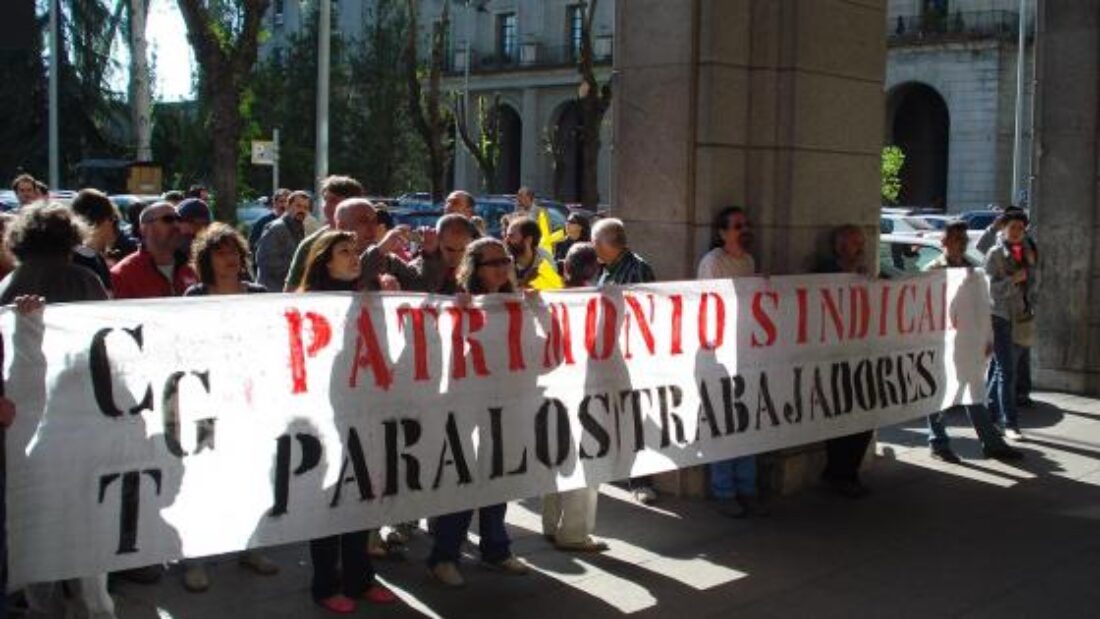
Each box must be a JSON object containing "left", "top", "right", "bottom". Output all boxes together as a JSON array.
[
  {"left": 494, "top": 105, "right": 522, "bottom": 193},
  {"left": 552, "top": 101, "right": 585, "bottom": 203},
  {"left": 887, "top": 83, "right": 950, "bottom": 209}
]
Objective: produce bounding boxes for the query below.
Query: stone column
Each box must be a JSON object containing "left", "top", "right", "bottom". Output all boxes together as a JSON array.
[
  {"left": 1032, "top": 0, "right": 1100, "bottom": 394},
  {"left": 614, "top": 0, "right": 887, "bottom": 495}
]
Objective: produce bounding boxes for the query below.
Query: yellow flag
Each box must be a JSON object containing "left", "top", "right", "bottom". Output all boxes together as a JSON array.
[
  {"left": 529, "top": 256, "right": 564, "bottom": 290},
  {"left": 537, "top": 208, "right": 566, "bottom": 255}
]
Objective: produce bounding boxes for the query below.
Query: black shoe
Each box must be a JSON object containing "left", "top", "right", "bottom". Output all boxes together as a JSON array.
[
  {"left": 737, "top": 495, "right": 771, "bottom": 517},
  {"left": 983, "top": 445, "right": 1025, "bottom": 461},
  {"left": 930, "top": 447, "right": 962, "bottom": 464},
  {"left": 714, "top": 498, "right": 747, "bottom": 518},
  {"left": 827, "top": 479, "right": 870, "bottom": 500},
  {"left": 1016, "top": 396, "right": 1036, "bottom": 408}
]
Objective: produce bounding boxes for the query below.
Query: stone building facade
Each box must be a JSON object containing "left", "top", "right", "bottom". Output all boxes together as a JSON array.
[
  {"left": 265, "top": 0, "right": 615, "bottom": 203},
  {"left": 885, "top": 0, "right": 1036, "bottom": 212}
]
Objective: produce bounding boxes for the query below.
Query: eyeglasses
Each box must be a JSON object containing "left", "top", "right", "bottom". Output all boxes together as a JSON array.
[
  {"left": 146, "top": 214, "right": 181, "bottom": 225},
  {"left": 729, "top": 223, "right": 748, "bottom": 230},
  {"left": 476, "top": 257, "right": 513, "bottom": 268}
]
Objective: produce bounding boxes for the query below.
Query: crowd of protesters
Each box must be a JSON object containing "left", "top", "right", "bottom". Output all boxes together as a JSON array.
[{"left": 0, "top": 171, "right": 1039, "bottom": 616}]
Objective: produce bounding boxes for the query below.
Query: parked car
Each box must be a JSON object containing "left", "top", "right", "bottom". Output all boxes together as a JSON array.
[
  {"left": 390, "top": 193, "right": 568, "bottom": 238},
  {"left": 880, "top": 213, "right": 937, "bottom": 236},
  {"left": 958, "top": 209, "right": 1001, "bottom": 231},
  {"left": 878, "top": 233, "right": 984, "bottom": 279}
]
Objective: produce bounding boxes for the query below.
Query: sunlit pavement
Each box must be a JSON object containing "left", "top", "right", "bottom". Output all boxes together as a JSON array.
[{"left": 109, "top": 392, "right": 1100, "bottom": 618}]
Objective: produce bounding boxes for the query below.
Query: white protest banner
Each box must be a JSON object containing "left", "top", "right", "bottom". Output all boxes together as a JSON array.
[{"left": 1, "top": 271, "right": 990, "bottom": 585}]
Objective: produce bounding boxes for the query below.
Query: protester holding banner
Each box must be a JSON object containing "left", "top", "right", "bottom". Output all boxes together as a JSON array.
[
  {"left": 177, "top": 224, "right": 281, "bottom": 590},
  {"left": 592, "top": 218, "right": 660, "bottom": 504},
  {"left": 983, "top": 210, "right": 1033, "bottom": 441},
  {"left": 698, "top": 207, "right": 768, "bottom": 517},
  {"left": 428, "top": 237, "right": 529, "bottom": 586},
  {"left": 817, "top": 225, "right": 875, "bottom": 499},
  {"left": 0, "top": 206, "right": 115, "bottom": 618},
  {"left": 0, "top": 204, "right": 108, "bottom": 305},
  {"left": 920, "top": 221, "right": 1023, "bottom": 463},
  {"left": 541, "top": 242, "right": 610, "bottom": 552},
  {"left": 296, "top": 230, "right": 397, "bottom": 613}
]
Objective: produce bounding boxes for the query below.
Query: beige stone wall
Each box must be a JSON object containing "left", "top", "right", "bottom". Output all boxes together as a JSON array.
[
  {"left": 615, "top": 0, "right": 886, "bottom": 281},
  {"left": 615, "top": 0, "right": 888, "bottom": 495}
]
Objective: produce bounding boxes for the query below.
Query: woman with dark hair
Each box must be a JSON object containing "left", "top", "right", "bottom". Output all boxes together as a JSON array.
[
  {"left": 0, "top": 203, "right": 107, "bottom": 304},
  {"left": 179, "top": 222, "right": 276, "bottom": 592},
  {"left": 428, "top": 237, "right": 528, "bottom": 587},
  {"left": 297, "top": 230, "right": 396, "bottom": 613},
  {"left": 184, "top": 223, "right": 266, "bottom": 296},
  {"left": 554, "top": 211, "right": 592, "bottom": 267},
  {"left": 0, "top": 204, "right": 114, "bottom": 617},
  {"left": 70, "top": 188, "right": 120, "bottom": 291}
]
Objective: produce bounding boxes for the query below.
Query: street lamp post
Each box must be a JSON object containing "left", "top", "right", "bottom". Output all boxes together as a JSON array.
[
  {"left": 48, "top": 0, "right": 59, "bottom": 189},
  {"left": 315, "top": 0, "right": 331, "bottom": 211},
  {"left": 1011, "top": 0, "right": 1029, "bottom": 205}
]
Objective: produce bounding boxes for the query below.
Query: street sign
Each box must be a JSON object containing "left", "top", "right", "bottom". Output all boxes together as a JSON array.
[{"left": 251, "top": 140, "right": 276, "bottom": 166}]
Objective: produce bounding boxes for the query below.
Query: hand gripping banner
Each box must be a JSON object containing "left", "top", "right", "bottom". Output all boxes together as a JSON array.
[{"left": 1, "top": 271, "right": 990, "bottom": 585}]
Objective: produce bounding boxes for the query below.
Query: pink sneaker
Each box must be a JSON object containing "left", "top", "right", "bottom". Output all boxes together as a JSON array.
[
  {"left": 317, "top": 594, "right": 356, "bottom": 614},
  {"left": 364, "top": 583, "right": 398, "bottom": 605}
]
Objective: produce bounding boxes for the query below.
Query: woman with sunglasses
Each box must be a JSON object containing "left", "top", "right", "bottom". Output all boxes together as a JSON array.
[
  {"left": 297, "top": 230, "right": 398, "bottom": 614},
  {"left": 427, "top": 238, "right": 529, "bottom": 587}
]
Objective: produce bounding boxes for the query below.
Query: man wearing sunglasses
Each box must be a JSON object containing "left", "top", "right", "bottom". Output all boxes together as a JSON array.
[{"left": 110, "top": 201, "right": 199, "bottom": 299}]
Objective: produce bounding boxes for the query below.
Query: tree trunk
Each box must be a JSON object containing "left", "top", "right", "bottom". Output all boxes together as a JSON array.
[
  {"left": 129, "top": 0, "right": 152, "bottom": 160},
  {"left": 208, "top": 85, "right": 240, "bottom": 224},
  {"left": 580, "top": 101, "right": 602, "bottom": 210}
]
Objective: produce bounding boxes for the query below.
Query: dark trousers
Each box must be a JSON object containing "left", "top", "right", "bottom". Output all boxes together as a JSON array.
[
  {"left": 987, "top": 316, "right": 1019, "bottom": 430},
  {"left": 428, "top": 504, "right": 511, "bottom": 566},
  {"left": 823, "top": 431, "right": 874, "bottom": 483},
  {"left": 1016, "top": 346, "right": 1032, "bottom": 399},
  {"left": 309, "top": 530, "right": 372, "bottom": 601}
]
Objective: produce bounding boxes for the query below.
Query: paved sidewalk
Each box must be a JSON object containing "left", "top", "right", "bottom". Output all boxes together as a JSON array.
[{"left": 108, "top": 392, "right": 1100, "bottom": 618}]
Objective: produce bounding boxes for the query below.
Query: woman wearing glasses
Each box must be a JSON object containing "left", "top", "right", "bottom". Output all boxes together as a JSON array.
[{"left": 427, "top": 238, "right": 530, "bottom": 587}]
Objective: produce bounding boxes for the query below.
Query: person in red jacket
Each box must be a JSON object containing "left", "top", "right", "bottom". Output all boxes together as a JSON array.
[{"left": 110, "top": 201, "right": 199, "bottom": 299}]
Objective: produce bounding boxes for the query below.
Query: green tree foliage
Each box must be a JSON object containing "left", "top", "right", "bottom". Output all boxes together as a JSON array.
[
  {"left": 177, "top": 0, "right": 269, "bottom": 222},
  {"left": 881, "top": 145, "right": 905, "bottom": 205},
  {"left": 454, "top": 93, "right": 502, "bottom": 193},
  {"left": 244, "top": 0, "right": 427, "bottom": 196},
  {"left": 0, "top": 1, "right": 129, "bottom": 186}
]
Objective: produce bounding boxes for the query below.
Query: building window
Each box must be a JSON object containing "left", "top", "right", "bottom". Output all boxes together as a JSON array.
[
  {"left": 273, "top": 0, "right": 285, "bottom": 26},
  {"left": 568, "top": 4, "right": 585, "bottom": 59},
  {"left": 498, "top": 12, "right": 517, "bottom": 62}
]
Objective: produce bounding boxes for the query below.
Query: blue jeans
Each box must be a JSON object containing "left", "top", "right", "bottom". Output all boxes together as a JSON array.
[
  {"left": 429, "top": 504, "right": 511, "bottom": 566},
  {"left": 927, "top": 404, "right": 1008, "bottom": 450},
  {"left": 709, "top": 456, "right": 757, "bottom": 499},
  {"left": 986, "top": 316, "right": 1019, "bottom": 430}
]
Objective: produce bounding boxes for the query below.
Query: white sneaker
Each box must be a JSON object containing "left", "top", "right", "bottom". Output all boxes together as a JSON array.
[
  {"left": 182, "top": 565, "right": 209, "bottom": 592},
  {"left": 632, "top": 486, "right": 658, "bottom": 505},
  {"left": 429, "top": 562, "right": 465, "bottom": 587},
  {"left": 1005, "top": 428, "right": 1025, "bottom": 441}
]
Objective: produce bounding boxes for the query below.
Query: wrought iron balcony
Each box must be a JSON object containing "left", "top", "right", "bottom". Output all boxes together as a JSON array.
[
  {"left": 888, "top": 10, "right": 1027, "bottom": 46},
  {"left": 444, "top": 37, "right": 613, "bottom": 74}
]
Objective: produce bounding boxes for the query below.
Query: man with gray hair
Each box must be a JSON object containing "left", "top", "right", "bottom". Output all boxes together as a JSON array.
[
  {"left": 590, "top": 217, "right": 659, "bottom": 505},
  {"left": 592, "top": 217, "right": 656, "bottom": 286}
]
